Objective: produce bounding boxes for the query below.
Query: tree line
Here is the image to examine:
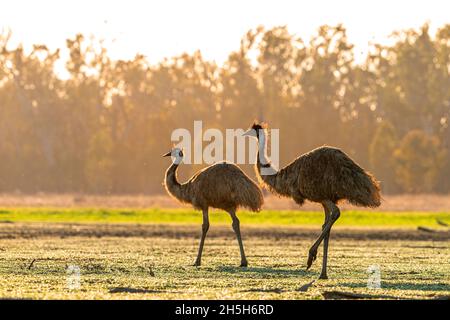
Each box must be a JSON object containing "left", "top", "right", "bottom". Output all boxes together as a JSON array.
[{"left": 0, "top": 24, "right": 449, "bottom": 195}]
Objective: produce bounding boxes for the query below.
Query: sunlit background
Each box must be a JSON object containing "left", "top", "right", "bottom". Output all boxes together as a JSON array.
[
  {"left": 1, "top": 0, "right": 449, "bottom": 65},
  {"left": 0, "top": 0, "right": 449, "bottom": 195},
  {"left": 0, "top": 1, "right": 449, "bottom": 302}
]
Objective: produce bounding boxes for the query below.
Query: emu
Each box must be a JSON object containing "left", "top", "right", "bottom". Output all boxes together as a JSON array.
[
  {"left": 243, "top": 123, "right": 381, "bottom": 279},
  {"left": 163, "top": 147, "right": 264, "bottom": 267}
]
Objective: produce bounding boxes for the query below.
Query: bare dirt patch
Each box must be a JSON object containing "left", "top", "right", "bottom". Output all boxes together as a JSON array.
[
  {"left": 1, "top": 193, "right": 449, "bottom": 211},
  {"left": 0, "top": 222, "right": 448, "bottom": 241}
]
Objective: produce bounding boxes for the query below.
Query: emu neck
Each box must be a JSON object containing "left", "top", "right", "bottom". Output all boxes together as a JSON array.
[
  {"left": 165, "top": 163, "right": 190, "bottom": 204},
  {"left": 255, "top": 131, "right": 303, "bottom": 203},
  {"left": 257, "top": 133, "right": 271, "bottom": 167},
  {"left": 255, "top": 131, "right": 278, "bottom": 190}
]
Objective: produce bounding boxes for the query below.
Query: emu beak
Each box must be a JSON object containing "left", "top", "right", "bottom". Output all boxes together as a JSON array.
[
  {"left": 162, "top": 151, "right": 172, "bottom": 157},
  {"left": 242, "top": 129, "right": 255, "bottom": 137}
]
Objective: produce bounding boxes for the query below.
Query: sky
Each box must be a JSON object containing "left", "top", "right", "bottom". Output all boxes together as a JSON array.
[{"left": 0, "top": 0, "right": 449, "bottom": 66}]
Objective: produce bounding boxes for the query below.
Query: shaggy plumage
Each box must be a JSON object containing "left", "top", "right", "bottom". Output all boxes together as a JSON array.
[
  {"left": 245, "top": 122, "right": 381, "bottom": 279},
  {"left": 163, "top": 148, "right": 263, "bottom": 267},
  {"left": 165, "top": 161, "right": 263, "bottom": 212},
  {"left": 256, "top": 145, "right": 381, "bottom": 208}
]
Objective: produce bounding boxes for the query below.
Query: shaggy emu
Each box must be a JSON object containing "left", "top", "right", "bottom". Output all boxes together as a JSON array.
[
  {"left": 243, "top": 123, "right": 381, "bottom": 279},
  {"left": 163, "top": 147, "right": 264, "bottom": 267}
]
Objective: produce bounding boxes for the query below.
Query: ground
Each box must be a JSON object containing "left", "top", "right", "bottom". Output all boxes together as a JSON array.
[
  {"left": 1, "top": 194, "right": 450, "bottom": 211},
  {"left": 0, "top": 209, "right": 449, "bottom": 300}
]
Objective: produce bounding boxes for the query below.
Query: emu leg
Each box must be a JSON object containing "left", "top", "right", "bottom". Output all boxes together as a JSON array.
[
  {"left": 194, "top": 209, "right": 210, "bottom": 266},
  {"left": 306, "top": 201, "right": 340, "bottom": 271},
  {"left": 319, "top": 204, "right": 331, "bottom": 279},
  {"left": 229, "top": 210, "right": 248, "bottom": 267}
]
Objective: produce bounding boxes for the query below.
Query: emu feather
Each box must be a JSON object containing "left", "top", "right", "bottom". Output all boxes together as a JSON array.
[
  {"left": 246, "top": 122, "right": 381, "bottom": 279},
  {"left": 163, "top": 147, "right": 263, "bottom": 267}
]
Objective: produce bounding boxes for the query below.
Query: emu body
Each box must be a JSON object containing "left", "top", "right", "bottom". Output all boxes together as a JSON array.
[
  {"left": 163, "top": 148, "right": 263, "bottom": 267},
  {"left": 244, "top": 123, "right": 381, "bottom": 279}
]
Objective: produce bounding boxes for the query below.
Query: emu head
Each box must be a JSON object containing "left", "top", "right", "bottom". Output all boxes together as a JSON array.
[
  {"left": 243, "top": 121, "right": 268, "bottom": 139},
  {"left": 163, "top": 147, "right": 184, "bottom": 164}
]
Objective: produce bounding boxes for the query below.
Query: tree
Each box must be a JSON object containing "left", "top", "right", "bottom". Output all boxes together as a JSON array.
[
  {"left": 297, "top": 25, "right": 355, "bottom": 150},
  {"left": 220, "top": 28, "right": 263, "bottom": 128},
  {"left": 372, "top": 24, "right": 450, "bottom": 136},
  {"left": 369, "top": 121, "right": 399, "bottom": 193},
  {"left": 394, "top": 130, "right": 447, "bottom": 193},
  {"left": 0, "top": 24, "right": 449, "bottom": 195}
]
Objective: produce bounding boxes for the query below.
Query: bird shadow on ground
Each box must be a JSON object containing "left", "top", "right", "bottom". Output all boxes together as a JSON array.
[
  {"left": 239, "top": 279, "right": 317, "bottom": 294},
  {"left": 108, "top": 287, "right": 186, "bottom": 294},
  {"left": 216, "top": 265, "right": 311, "bottom": 277},
  {"left": 340, "top": 282, "right": 450, "bottom": 292},
  {"left": 109, "top": 287, "right": 165, "bottom": 294},
  {"left": 241, "top": 288, "right": 284, "bottom": 294},
  {"left": 403, "top": 244, "right": 449, "bottom": 249}
]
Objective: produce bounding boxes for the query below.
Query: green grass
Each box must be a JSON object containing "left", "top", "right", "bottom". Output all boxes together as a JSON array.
[
  {"left": 0, "top": 235, "right": 449, "bottom": 299},
  {"left": 0, "top": 208, "right": 449, "bottom": 227},
  {"left": 0, "top": 208, "right": 448, "bottom": 299}
]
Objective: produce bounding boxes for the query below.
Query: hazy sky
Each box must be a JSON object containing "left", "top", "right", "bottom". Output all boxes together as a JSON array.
[{"left": 1, "top": 0, "right": 449, "bottom": 64}]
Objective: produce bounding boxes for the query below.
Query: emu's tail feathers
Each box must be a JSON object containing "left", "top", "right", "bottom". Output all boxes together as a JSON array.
[
  {"left": 347, "top": 171, "right": 381, "bottom": 208},
  {"left": 236, "top": 178, "right": 264, "bottom": 212}
]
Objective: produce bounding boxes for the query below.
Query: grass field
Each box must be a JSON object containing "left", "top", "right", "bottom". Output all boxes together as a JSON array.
[
  {"left": 1, "top": 208, "right": 450, "bottom": 227},
  {"left": 0, "top": 208, "right": 449, "bottom": 300}
]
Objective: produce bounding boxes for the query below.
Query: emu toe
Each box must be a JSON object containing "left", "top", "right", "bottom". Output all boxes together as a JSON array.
[
  {"left": 318, "top": 273, "right": 328, "bottom": 280},
  {"left": 306, "top": 250, "right": 317, "bottom": 270},
  {"left": 193, "top": 261, "right": 201, "bottom": 267},
  {"left": 240, "top": 260, "right": 248, "bottom": 268}
]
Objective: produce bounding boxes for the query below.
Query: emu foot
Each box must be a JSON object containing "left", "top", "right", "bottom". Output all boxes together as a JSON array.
[
  {"left": 193, "top": 260, "right": 201, "bottom": 267},
  {"left": 318, "top": 273, "right": 328, "bottom": 280},
  {"left": 240, "top": 260, "right": 248, "bottom": 268},
  {"left": 306, "top": 249, "right": 317, "bottom": 270}
]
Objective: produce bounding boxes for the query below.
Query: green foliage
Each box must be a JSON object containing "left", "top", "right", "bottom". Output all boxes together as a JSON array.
[
  {"left": 394, "top": 130, "right": 448, "bottom": 193},
  {"left": 0, "top": 24, "right": 449, "bottom": 194},
  {"left": 369, "top": 121, "right": 399, "bottom": 193},
  {"left": 85, "top": 128, "right": 114, "bottom": 192}
]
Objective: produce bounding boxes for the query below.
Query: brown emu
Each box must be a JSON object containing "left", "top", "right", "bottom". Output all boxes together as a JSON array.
[
  {"left": 163, "top": 147, "right": 264, "bottom": 267},
  {"left": 243, "top": 123, "right": 381, "bottom": 279}
]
